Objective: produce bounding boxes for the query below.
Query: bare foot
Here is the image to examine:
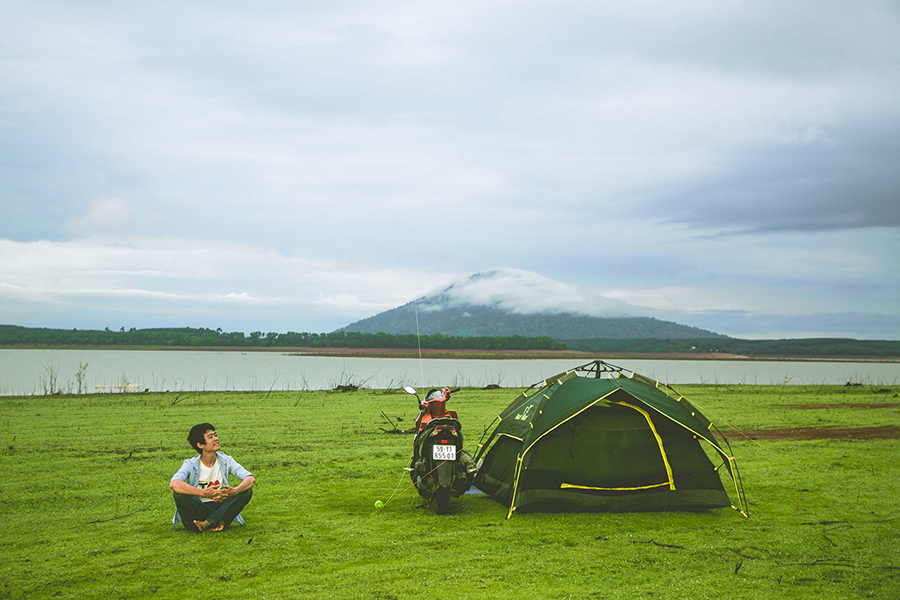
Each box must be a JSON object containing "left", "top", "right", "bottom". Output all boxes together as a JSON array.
[
  {"left": 194, "top": 519, "right": 212, "bottom": 532},
  {"left": 210, "top": 522, "right": 225, "bottom": 532}
]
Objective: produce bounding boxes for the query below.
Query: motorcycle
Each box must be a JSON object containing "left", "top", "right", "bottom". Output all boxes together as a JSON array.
[{"left": 403, "top": 386, "right": 477, "bottom": 514}]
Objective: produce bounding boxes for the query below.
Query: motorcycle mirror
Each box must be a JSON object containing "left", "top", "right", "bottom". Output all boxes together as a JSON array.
[{"left": 402, "top": 386, "right": 417, "bottom": 395}]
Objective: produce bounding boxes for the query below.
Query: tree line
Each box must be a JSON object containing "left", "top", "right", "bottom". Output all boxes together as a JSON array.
[
  {"left": 2, "top": 325, "right": 895, "bottom": 357},
  {"left": 562, "top": 337, "right": 900, "bottom": 358},
  {"left": 0, "top": 325, "right": 567, "bottom": 351}
]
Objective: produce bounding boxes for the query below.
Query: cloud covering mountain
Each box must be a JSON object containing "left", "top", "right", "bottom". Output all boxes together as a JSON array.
[
  {"left": 419, "top": 268, "right": 634, "bottom": 318},
  {"left": 340, "top": 269, "right": 724, "bottom": 339}
]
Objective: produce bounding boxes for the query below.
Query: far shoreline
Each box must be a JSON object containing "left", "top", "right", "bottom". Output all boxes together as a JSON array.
[{"left": 1, "top": 345, "right": 897, "bottom": 363}]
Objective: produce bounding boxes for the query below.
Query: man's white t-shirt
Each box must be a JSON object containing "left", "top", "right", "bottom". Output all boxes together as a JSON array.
[{"left": 198, "top": 459, "right": 223, "bottom": 503}]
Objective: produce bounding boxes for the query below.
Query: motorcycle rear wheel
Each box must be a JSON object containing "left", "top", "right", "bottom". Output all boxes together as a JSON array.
[{"left": 435, "top": 487, "right": 450, "bottom": 515}]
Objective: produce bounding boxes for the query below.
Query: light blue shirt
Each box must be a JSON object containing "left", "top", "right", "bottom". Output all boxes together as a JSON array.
[{"left": 171, "top": 451, "right": 254, "bottom": 530}]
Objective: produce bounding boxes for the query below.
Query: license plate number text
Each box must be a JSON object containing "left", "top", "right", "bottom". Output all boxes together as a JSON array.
[{"left": 432, "top": 444, "right": 456, "bottom": 461}]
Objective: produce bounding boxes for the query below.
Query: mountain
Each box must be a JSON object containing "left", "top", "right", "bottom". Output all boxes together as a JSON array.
[{"left": 338, "top": 268, "right": 725, "bottom": 340}]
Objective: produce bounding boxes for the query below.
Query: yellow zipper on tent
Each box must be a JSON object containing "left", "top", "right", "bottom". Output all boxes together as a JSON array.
[
  {"left": 636, "top": 399, "right": 730, "bottom": 463},
  {"left": 507, "top": 390, "right": 619, "bottom": 518},
  {"left": 609, "top": 401, "right": 675, "bottom": 490},
  {"left": 520, "top": 390, "right": 619, "bottom": 458},
  {"left": 643, "top": 404, "right": 744, "bottom": 512},
  {"left": 651, "top": 388, "right": 748, "bottom": 516},
  {"left": 561, "top": 482, "right": 672, "bottom": 491}
]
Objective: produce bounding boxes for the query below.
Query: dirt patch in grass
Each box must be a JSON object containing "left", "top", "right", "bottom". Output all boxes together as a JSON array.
[
  {"left": 733, "top": 426, "right": 900, "bottom": 441},
  {"left": 786, "top": 403, "right": 899, "bottom": 409}
]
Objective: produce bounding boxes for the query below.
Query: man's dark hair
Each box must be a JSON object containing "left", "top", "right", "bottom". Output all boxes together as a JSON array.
[{"left": 188, "top": 423, "right": 215, "bottom": 453}]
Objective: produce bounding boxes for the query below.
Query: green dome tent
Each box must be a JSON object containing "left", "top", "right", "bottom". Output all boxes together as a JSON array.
[{"left": 473, "top": 361, "right": 747, "bottom": 518}]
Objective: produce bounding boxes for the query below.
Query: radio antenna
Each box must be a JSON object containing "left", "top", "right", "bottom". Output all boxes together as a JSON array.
[{"left": 414, "top": 297, "right": 425, "bottom": 388}]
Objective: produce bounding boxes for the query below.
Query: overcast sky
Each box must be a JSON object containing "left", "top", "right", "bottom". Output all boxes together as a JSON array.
[{"left": 2, "top": 1, "right": 898, "bottom": 339}]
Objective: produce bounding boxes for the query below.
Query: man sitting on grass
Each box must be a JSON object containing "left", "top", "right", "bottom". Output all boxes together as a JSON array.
[{"left": 170, "top": 423, "right": 255, "bottom": 533}]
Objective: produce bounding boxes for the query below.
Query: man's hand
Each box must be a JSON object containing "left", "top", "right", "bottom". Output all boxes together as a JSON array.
[
  {"left": 200, "top": 482, "right": 220, "bottom": 500},
  {"left": 213, "top": 485, "right": 234, "bottom": 502}
]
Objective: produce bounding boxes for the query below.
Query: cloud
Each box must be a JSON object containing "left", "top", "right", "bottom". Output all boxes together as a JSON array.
[
  {"left": 0, "top": 2, "right": 898, "bottom": 338},
  {"left": 62, "top": 197, "right": 168, "bottom": 236},
  {"left": 423, "top": 267, "right": 635, "bottom": 317},
  {"left": 650, "top": 126, "right": 900, "bottom": 234},
  {"left": 0, "top": 281, "right": 283, "bottom": 305},
  {"left": 314, "top": 293, "right": 365, "bottom": 307},
  {"left": 0, "top": 237, "right": 458, "bottom": 330},
  {"left": 6, "top": 2, "right": 899, "bottom": 243},
  {"left": 599, "top": 286, "right": 754, "bottom": 313},
  {"left": 670, "top": 310, "right": 900, "bottom": 340}
]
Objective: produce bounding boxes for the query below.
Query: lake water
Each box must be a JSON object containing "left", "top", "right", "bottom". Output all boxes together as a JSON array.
[{"left": 0, "top": 349, "right": 897, "bottom": 396}]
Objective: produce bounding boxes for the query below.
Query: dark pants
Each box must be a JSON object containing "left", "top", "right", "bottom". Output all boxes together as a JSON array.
[{"left": 173, "top": 488, "right": 252, "bottom": 532}]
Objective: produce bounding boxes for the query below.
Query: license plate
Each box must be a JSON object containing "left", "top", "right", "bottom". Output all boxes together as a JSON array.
[{"left": 432, "top": 444, "right": 456, "bottom": 461}]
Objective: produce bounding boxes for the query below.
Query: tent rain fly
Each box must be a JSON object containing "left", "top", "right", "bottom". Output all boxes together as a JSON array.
[{"left": 473, "top": 360, "right": 748, "bottom": 518}]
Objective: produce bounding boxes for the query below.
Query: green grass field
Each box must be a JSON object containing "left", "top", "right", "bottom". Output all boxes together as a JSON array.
[{"left": 1, "top": 384, "right": 898, "bottom": 599}]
